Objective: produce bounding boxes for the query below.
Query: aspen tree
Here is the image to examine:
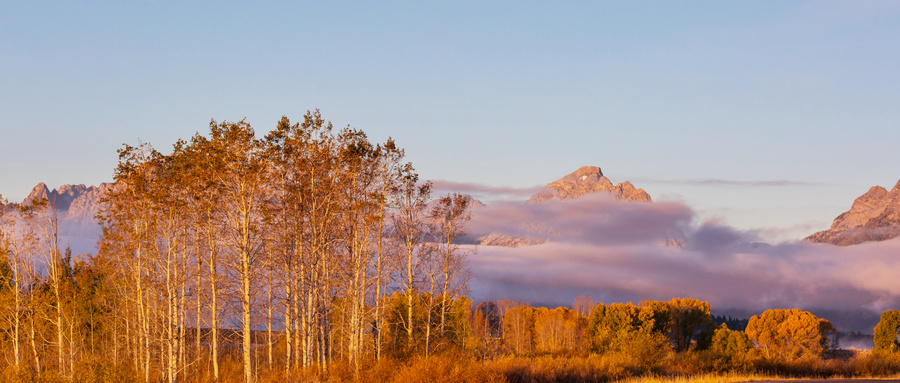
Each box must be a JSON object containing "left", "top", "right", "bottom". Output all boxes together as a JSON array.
[
  {"left": 502, "top": 304, "right": 534, "bottom": 355},
  {"left": 204, "top": 119, "right": 267, "bottom": 383},
  {"left": 21, "top": 193, "right": 68, "bottom": 376},
  {"left": 301, "top": 114, "right": 343, "bottom": 369},
  {"left": 25, "top": 260, "right": 41, "bottom": 374},
  {"left": 277, "top": 110, "right": 349, "bottom": 369},
  {"left": 391, "top": 164, "right": 432, "bottom": 353},
  {"left": 182, "top": 137, "right": 224, "bottom": 381},
  {"left": 264, "top": 250, "right": 275, "bottom": 370},
  {"left": 429, "top": 193, "right": 473, "bottom": 343},
  {"left": 0, "top": 198, "right": 33, "bottom": 370},
  {"left": 263, "top": 116, "right": 300, "bottom": 373},
  {"left": 572, "top": 295, "right": 594, "bottom": 318},
  {"left": 336, "top": 127, "right": 381, "bottom": 369},
  {"left": 0, "top": 198, "right": 23, "bottom": 368},
  {"left": 372, "top": 139, "right": 404, "bottom": 361},
  {"left": 100, "top": 142, "right": 158, "bottom": 382},
  {"left": 147, "top": 148, "right": 193, "bottom": 383}
]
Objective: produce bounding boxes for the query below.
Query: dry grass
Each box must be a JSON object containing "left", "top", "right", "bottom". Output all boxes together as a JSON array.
[
  {"left": 482, "top": 351, "right": 675, "bottom": 383},
  {"left": 255, "top": 351, "right": 504, "bottom": 383},
  {"left": 615, "top": 372, "right": 782, "bottom": 383},
  {"left": 6, "top": 348, "right": 900, "bottom": 383}
]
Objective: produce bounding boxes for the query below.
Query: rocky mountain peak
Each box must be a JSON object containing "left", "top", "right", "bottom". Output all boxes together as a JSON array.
[
  {"left": 528, "top": 166, "right": 651, "bottom": 203},
  {"left": 569, "top": 165, "right": 604, "bottom": 179},
  {"left": 26, "top": 182, "right": 51, "bottom": 203},
  {"left": 20, "top": 182, "right": 111, "bottom": 222},
  {"left": 806, "top": 179, "right": 900, "bottom": 246}
]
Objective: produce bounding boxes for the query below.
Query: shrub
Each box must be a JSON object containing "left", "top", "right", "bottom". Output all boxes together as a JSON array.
[
  {"left": 388, "top": 353, "right": 505, "bottom": 383},
  {"left": 1, "top": 365, "right": 36, "bottom": 383},
  {"left": 874, "top": 311, "right": 900, "bottom": 352}
]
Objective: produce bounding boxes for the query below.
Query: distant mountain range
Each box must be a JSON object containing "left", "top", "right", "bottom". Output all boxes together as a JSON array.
[
  {"left": 24, "top": 182, "right": 112, "bottom": 222},
  {"left": 11, "top": 171, "right": 900, "bottom": 252},
  {"left": 806, "top": 180, "right": 900, "bottom": 246}
]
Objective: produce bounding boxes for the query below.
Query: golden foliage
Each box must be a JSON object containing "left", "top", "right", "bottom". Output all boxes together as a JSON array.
[
  {"left": 745, "top": 309, "right": 823, "bottom": 361},
  {"left": 502, "top": 305, "right": 535, "bottom": 355},
  {"left": 874, "top": 310, "right": 900, "bottom": 352},
  {"left": 533, "top": 306, "right": 585, "bottom": 353}
]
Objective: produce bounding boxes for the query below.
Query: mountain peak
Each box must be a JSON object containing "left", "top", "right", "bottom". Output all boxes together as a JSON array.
[
  {"left": 571, "top": 165, "right": 603, "bottom": 179},
  {"left": 806, "top": 179, "right": 900, "bottom": 246},
  {"left": 26, "top": 182, "right": 51, "bottom": 204},
  {"left": 528, "top": 166, "right": 651, "bottom": 203}
]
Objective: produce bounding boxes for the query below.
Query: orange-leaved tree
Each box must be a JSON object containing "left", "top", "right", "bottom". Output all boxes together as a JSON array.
[
  {"left": 745, "top": 308, "right": 823, "bottom": 360},
  {"left": 874, "top": 310, "right": 900, "bottom": 352},
  {"left": 668, "top": 298, "right": 712, "bottom": 352}
]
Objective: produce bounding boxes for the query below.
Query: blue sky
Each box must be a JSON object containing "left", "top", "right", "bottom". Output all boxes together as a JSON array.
[{"left": 2, "top": 1, "right": 899, "bottom": 241}]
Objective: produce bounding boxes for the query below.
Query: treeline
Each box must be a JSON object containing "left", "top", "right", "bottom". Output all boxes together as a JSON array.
[
  {"left": 459, "top": 300, "right": 900, "bottom": 382},
  {"left": 468, "top": 298, "right": 835, "bottom": 363},
  {"left": 0, "top": 111, "right": 475, "bottom": 382}
]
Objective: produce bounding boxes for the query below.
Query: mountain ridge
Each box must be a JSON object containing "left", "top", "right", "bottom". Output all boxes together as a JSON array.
[
  {"left": 24, "top": 182, "right": 112, "bottom": 222},
  {"left": 528, "top": 166, "right": 652, "bottom": 203},
  {"left": 806, "top": 180, "right": 900, "bottom": 246}
]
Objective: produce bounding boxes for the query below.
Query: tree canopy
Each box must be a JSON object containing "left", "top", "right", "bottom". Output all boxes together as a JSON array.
[
  {"left": 874, "top": 310, "right": 900, "bottom": 352},
  {"left": 745, "top": 309, "right": 824, "bottom": 360}
]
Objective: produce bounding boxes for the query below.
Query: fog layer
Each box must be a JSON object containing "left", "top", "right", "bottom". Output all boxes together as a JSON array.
[{"left": 466, "top": 194, "right": 900, "bottom": 332}]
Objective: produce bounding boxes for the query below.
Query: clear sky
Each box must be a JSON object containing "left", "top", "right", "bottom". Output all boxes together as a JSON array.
[{"left": 2, "top": 1, "right": 899, "bottom": 242}]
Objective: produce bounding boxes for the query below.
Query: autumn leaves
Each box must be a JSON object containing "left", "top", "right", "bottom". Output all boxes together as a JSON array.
[{"left": 98, "top": 111, "right": 474, "bottom": 382}]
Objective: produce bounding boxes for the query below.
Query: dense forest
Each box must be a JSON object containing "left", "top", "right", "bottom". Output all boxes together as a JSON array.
[{"left": 3, "top": 111, "right": 900, "bottom": 383}]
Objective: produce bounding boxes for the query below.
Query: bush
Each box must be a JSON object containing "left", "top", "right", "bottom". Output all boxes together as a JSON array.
[
  {"left": 843, "top": 350, "right": 900, "bottom": 377},
  {"left": 487, "top": 354, "right": 613, "bottom": 383},
  {"left": 388, "top": 353, "right": 505, "bottom": 383},
  {"left": 1, "top": 365, "right": 36, "bottom": 383},
  {"left": 72, "top": 356, "right": 137, "bottom": 383}
]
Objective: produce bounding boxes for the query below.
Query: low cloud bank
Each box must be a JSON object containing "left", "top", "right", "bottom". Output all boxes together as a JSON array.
[
  {"left": 466, "top": 194, "right": 900, "bottom": 332},
  {"left": 468, "top": 194, "right": 693, "bottom": 246},
  {"left": 432, "top": 180, "right": 544, "bottom": 200},
  {"left": 59, "top": 217, "right": 102, "bottom": 256}
]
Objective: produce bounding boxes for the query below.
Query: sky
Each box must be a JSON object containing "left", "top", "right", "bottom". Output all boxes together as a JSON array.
[{"left": 3, "top": 1, "right": 900, "bottom": 242}]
